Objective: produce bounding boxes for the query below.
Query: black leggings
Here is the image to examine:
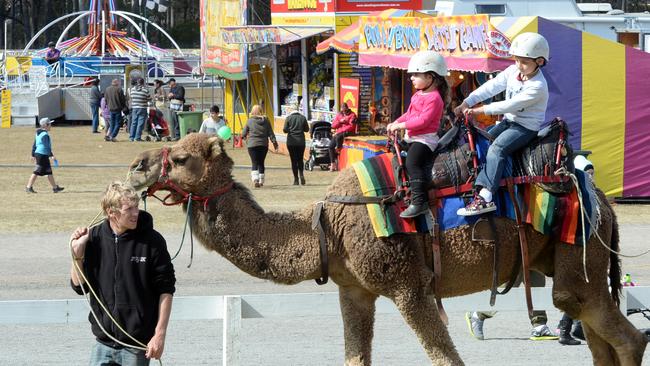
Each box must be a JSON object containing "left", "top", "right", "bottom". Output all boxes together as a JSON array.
[
  {"left": 405, "top": 142, "right": 435, "bottom": 182},
  {"left": 248, "top": 146, "right": 269, "bottom": 173},
  {"left": 287, "top": 145, "right": 305, "bottom": 177}
]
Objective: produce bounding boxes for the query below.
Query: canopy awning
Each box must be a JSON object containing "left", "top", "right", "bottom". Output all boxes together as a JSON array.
[
  {"left": 316, "top": 9, "right": 414, "bottom": 55},
  {"left": 221, "top": 25, "right": 333, "bottom": 45}
]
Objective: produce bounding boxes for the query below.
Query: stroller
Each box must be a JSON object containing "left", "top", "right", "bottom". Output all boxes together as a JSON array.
[
  {"left": 305, "top": 121, "right": 332, "bottom": 171},
  {"left": 145, "top": 107, "right": 171, "bottom": 141}
]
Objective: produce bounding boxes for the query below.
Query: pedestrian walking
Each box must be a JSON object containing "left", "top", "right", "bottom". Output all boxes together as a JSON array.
[
  {"left": 89, "top": 78, "right": 102, "bottom": 134},
  {"left": 104, "top": 79, "right": 127, "bottom": 141},
  {"left": 242, "top": 104, "right": 278, "bottom": 188},
  {"left": 129, "top": 78, "right": 151, "bottom": 142},
  {"left": 283, "top": 109, "right": 309, "bottom": 185},
  {"left": 167, "top": 78, "right": 185, "bottom": 141},
  {"left": 25, "top": 118, "right": 64, "bottom": 193}
]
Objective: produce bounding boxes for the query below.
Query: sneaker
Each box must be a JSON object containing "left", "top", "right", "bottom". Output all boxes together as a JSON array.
[
  {"left": 465, "top": 312, "right": 485, "bottom": 340},
  {"left": 25, "top": 187, "right": 37, "bottom": 193},
  {"left": 530, "top": 324, "right": 559, "bottom": 340},
  {"left": 457, "top": 195, "right": 496, "bottom": 216},
  {"left": 253, "top": 180, "right": 260, "bottom": 188},
  {"left": 52, "top": 186, "right": 65, "bottom": 193},
  {"left": 104, "top": 136, "right": 111, "bottom": 141}
]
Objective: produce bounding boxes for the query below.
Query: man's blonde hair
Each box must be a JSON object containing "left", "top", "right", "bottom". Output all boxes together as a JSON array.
[
  {"left": 101, "top": 181, "right": 140, "bottom": 215},
  {"left": 250, "top": 104, "right": 264, "bottom": 117}
]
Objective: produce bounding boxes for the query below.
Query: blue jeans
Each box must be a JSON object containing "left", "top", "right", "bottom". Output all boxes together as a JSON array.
[
  {"left": 89, "top": 341, "right": 149, "bottom": 366},
  {"left": 129, "top": 108, "right": 147, "bottom": 140},
  {"left": 476, "top": 121, "right": 537, "bottom": 193},
  {"left": 109, "top": 112, "right": 122, "bottom": 138},
  {"left": 91, "top": 104, "right": 100, "bottom": 132}
]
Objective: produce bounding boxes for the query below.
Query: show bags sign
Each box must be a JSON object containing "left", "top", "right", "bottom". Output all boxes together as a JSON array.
[{"left": 359, "top": 15, "right": 512, "bottom": 70}]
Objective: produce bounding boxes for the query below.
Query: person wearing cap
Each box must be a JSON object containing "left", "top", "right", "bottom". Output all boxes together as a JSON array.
[
  {"left": 455, "top": 32, "right": 551, "bottom": 217},
  {"left": 386, "top": 50, "right": 449, "bottom": 218},
  {"left": 45, "top": 41, "right": 61, "bottom": 65},
  {"left": 25, "top": 118, "right": 64, "bottom": 193}
]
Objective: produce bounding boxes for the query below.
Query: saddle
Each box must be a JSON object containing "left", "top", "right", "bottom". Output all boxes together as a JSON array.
[{"left": 430, "top": 116, "right": 574, "bottom": 196}]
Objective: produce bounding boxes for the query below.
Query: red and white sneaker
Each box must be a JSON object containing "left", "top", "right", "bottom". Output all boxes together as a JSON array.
[{"left": 457, "top": 195, "right": 496, "bottom": 216}]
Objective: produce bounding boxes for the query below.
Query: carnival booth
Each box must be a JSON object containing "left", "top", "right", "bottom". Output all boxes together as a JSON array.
[{"left": 318, "top": 13, "right": 650, "bottom": 198}]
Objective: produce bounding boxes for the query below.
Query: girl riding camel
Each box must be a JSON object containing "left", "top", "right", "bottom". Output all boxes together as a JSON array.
[
  {"left": 387, "top": 51, "right": 449, "bottom": 218},
  {"left": 455, "top": 32, "right": 550, "bottom": 216}
]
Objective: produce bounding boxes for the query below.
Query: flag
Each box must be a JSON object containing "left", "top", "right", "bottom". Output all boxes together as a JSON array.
[{"left": 146, "top": 0, "right": 169, "bottom": 12}]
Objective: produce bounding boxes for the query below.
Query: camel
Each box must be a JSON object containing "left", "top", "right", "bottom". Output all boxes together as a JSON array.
[{"left": 128, "top": 134, "right": 647, "bottom": 365}]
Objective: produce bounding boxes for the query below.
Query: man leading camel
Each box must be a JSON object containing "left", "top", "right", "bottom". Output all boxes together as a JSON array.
[{"left": 69, "top": 181, "right": 176, "bottom": 365}]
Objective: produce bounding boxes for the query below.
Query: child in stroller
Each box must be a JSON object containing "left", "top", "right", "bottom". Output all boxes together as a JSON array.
[
  {"left": 144, "top": 106, "right": 171, "bottom": 141},
  {"left": 305, "top": 121, "right": 333, "bottom": 171}
]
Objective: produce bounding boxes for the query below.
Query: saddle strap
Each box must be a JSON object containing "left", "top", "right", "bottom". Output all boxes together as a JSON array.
[
  {"left": 428, "top": 199, "right": 448, "bottom": 325},
  {"left": 311, "top": 202, "right": 329, "bottom": 285},
  {"left": 506, "top": 181, "right": 534, "bottom": 319},
  {"left": 485, "top": 214, "right": 523, "bottom": 305}
]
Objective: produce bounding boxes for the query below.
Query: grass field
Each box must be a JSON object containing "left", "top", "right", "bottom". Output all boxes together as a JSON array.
[
  {"left": 0, "top": 125, "right": 336, "bottom": 233},
  {"left": 1, "top": 124, "right": 649, "bottom": 234}
]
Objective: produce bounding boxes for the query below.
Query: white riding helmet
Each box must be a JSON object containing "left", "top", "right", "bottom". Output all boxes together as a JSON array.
[
  {"left": 510, "top": 32, "right": 550, "bottom": 62},
  {"left": 407, "top": 51, "right": 448, "bottom": 76}
]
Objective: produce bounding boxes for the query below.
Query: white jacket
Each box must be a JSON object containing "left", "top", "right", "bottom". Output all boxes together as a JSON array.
[{"left": 464, "top": 65, "right": 548, "bottom": 131}]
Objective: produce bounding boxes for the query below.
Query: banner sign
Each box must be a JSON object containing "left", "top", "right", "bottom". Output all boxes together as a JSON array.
[
  {"left": 335, "top": 0, "right": 421, "bottom": 12},
  {"left": 222, "top": 28, "right": 283, "bottom": 44},
  {"left": 200, "top": 0, "right": 247, "bottom": 80},
  {"left": 339, "top": 78, "right": 360, "bottom": 115},
  {"left": 359, "top": 15, "right": 512, "bottom": 70},
  {"left": 1, "top": 90, "right": 11, "bottom": 128},
  {"left": 271, "top": 0, "right": 332, "bottom": 13}
]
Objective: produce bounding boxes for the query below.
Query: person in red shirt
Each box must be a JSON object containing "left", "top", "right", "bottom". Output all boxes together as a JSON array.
[
  {"left": 386, "top": 51, "right": 449, "bottom": 218},
  {"left": 328, "top": 102, "right": 357, "bottom": 171}
]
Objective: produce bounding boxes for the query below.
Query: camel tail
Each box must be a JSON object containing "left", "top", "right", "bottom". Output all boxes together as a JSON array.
[{"left": 608, "top": 208, "right": 622, "bottom": 307}]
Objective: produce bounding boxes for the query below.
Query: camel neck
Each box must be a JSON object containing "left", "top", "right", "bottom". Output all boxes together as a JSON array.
[{"left": 189, "top": 184, "right": 324, "bottom": 285}]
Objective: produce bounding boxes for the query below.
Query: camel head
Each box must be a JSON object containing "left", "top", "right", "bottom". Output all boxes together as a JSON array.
[{"left": 128, "top": 134, "right": 234, "bottom": 198}]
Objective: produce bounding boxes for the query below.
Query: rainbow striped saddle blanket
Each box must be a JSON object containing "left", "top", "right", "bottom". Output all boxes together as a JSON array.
[{"left": 352, "top": 153, "right": 599, "bottom": 245}]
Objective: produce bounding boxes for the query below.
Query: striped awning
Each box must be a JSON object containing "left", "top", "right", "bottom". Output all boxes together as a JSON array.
[
  {"left": 316, "top": 9, "right": 412, "bottom": 55},
  {"left": 221, "top": 25, "right": 333, "bottom": 45}
]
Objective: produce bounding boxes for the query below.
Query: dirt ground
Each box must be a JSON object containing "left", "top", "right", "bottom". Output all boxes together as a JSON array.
[
  {"left": 2, "top": 125, "right": 649, "bottom": 232},
  {"left": 0, "top": 125, "right": 336, "bottom": 233}
]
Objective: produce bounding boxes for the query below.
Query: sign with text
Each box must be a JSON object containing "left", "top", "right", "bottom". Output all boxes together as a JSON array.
[
  {"left": 358, "top": 15, "right": 512, "bottom": 70},
  {"left": 271, "top": 0, "right": 332, "bottom": 13},
  {"left": 339, "top": 78, "right": 360, "bottom": 115},
  {"left": 1, "top": 90, "right": 11, "bottom": 128},
  {"left": 335, "top": 0, "right": 421, "bottom": 12}
]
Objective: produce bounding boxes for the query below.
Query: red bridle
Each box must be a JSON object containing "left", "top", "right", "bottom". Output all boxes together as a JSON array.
[{"left": 145, "top": 146, "right": 233, "bottom": 210}]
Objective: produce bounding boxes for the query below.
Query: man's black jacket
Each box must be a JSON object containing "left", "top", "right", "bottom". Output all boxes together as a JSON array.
[{"left": 71, "top": 211, "right": 175, "bottom": 348}]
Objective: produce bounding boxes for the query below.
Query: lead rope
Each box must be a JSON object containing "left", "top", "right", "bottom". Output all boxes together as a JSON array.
[
  {"left": 564, "top": 171, "right": 650, "bottom": 284},
  {"left": 70, "top": 167, "right": 163, "bottom": 365},
  {"left": 171, "top": 194, "right": 194, "bottom": 268}
]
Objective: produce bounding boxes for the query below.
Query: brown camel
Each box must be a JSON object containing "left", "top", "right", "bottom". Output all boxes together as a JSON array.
[{"left": 128, "top": 134, "right": 647, "bottom": 365}]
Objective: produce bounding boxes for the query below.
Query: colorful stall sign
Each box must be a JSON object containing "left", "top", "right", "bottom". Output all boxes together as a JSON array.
[
  {"left": 358, "top": 14, "right": 513, "bottom": 72},
  {"left": 1, "top": 90, "right": 11, "bottom": 128},
  {"left": 200, "top": 0, "right": 247, "bottom": 80},
  {"left": 335, "top": 0, "right": 421, "bottom": 12},
  {"left": 339, "top": 77, "right": 360, "bottom": 115},
  {"left": 271, "top": 0, "right": 331, "bottom": 13}
]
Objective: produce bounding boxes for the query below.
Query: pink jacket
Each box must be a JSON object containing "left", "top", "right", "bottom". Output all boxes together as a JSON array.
[
  {"left": 395, "top": 90, "right": 443, "bottom": 137},
  {"left": 331, "top": 111, "right": 357, "bottom": 134}
]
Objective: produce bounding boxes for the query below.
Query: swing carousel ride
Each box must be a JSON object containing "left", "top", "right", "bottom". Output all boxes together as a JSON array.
[{"left": 20, "top": 0, "right": 183, "bottom": 59}]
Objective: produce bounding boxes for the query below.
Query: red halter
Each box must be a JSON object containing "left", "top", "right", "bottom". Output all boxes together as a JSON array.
[{"left": 145, "top": 146, "right": 233, "bottom": 210}]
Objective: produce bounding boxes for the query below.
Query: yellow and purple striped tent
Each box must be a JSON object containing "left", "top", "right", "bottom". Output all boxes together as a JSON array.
[{"left": 493, "top": 17, "right": 650, "bottom": 198}]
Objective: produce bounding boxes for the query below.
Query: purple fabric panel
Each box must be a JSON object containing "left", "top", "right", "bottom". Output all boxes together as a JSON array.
[
  {"left": 539, "top": 18, "right": 582, "bottom": 149},
  {"left": 623, "top": 47, "right": 650, "bottom": 197}
]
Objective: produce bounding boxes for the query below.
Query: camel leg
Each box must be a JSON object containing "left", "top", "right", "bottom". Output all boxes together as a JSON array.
[
  {"left": 393, "top": 290, "right": 463, "bottom": 366},
  {"left": 581, "top": 322, "right": 618, "bottom": 366},
  {"left": 580, "top": 298, "right": 647, "bottom": 366},
  {"left": 339, "top": 285, "right": 378, "bottom": 366}
]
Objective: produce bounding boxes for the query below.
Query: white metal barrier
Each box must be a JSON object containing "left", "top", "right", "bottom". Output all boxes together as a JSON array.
[{"left": 1, "top": 287, "right": 648, "bottom": 365}]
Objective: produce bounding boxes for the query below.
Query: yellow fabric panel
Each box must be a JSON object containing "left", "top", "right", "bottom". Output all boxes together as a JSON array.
[
  {"left": 582, "top": 32, "right": 625, "bottom": 197},
  {"left": 490, "top": 16, "right": 538, "bottom": 40}
]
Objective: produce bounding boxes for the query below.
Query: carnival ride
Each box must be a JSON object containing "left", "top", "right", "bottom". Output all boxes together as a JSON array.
[{"left": 22, "top": 0, "right": 183, "bottom": 59}]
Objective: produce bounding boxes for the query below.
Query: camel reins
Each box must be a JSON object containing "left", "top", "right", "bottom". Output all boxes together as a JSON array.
[
  {"left": 143, "top": 146, "right": 234, "bottom": 268},
  {"left": 145, "top": 146, "right": 234, "bottom": 210}
]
